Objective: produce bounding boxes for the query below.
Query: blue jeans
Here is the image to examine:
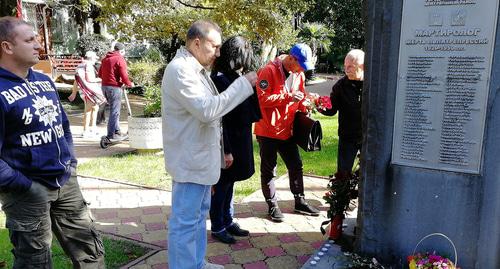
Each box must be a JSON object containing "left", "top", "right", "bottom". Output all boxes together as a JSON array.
[
  {"left": 102, "top": 86, "right": 122, "bottom": 137},
  {"left": 209, "top": 180, "right": 234, "bottom": 233},
  {"left": 168, "top": 181, "right": 211, "bottom": 269}
]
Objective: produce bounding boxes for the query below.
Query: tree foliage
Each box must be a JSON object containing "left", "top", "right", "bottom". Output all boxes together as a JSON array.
[
  {"left": 298, "top": 22, "right": 335, "bottom": 60},
  {"left": 303, "top": 0, "right": 364, "bottom": 71},
  {"left": 75, "top": 34, "right": 109, "bottom": 57},
  {"left": 0, "top": 0, "right": 17, "bottom": 17},
  {"left": 94, "top": 0, "right": 310, "bottom": 60}
]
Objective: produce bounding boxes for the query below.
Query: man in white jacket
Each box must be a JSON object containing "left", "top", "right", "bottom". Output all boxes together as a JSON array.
[{"left": 161, "top": 20, "right": 257, "bottom": 269}]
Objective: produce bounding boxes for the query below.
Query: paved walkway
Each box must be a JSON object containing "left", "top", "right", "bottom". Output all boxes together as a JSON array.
[{"left": 78, "top": 174, "right": 357, "bottom": 269}]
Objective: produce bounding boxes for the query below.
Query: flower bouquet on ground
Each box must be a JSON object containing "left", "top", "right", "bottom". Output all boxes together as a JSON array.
[
  {"left": 409, "top": 233, "right": 458, "bottom": 269},
  {"left": 321, "top": 171, "right": 357, "bottom": 240},
  {"left": 408, "top": 252, "right": 456, "bottom": 269}
]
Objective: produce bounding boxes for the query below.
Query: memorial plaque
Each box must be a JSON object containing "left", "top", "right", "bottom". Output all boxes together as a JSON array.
[{"left": 392, "top": 0, "right": 499, "bottom": 173}]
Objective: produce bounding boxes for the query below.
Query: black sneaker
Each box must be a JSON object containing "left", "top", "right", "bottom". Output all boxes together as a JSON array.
[
  {"left": 294, "top": 195, "right": 320, "bottom": 216},
  {"left": 227, "top": 223, "right": 249, "bottom": 237},
  {"left": 268, "top": 206, "right": 284, "bottom": 222},
  {"left": 211, "top": 230, "right": 236, "bottom": 244}
]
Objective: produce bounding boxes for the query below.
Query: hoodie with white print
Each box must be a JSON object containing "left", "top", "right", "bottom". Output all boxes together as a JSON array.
[{"left": 0, "top": 67, "right": 77, "bottom": 192}]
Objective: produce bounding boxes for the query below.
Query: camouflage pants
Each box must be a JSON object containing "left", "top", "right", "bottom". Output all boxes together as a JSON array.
[{"left": 0, "top": 175, "right": 105, "bottom": 269}]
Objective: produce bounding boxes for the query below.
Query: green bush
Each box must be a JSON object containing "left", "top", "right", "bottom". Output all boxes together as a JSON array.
[
  {"left": 153, "top": 64, "right": 167, "bottom": 86},
  {"left": 143, "top": 85, "right": 162, "bottom": 117},
  {"left": 142, "top": 47, "right": 164, "bottom": 63},
  {"left": 75, "top": 34, "right": 109, "bottom": 58},
  {"left": 128, "top": 61, "right": 163, "bottom": 88}
]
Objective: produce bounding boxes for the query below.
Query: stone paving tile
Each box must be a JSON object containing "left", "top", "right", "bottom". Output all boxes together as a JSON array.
[
  {"left": 117, "top": 208, "right": 144, "bottom": 218},
  {"left": 225, "top": 264, "right": 244, "bottom": 269},
  {"left": 94, "top": 218, "right": 122, "bottom": 226},
  {"left": 262, "top": 246, "right": 285, "bottom": 257},
  {"left": 206, "top": 242, "right": 232, "bottom": 256},
  {"left": 97, "top": 225, "right": 117, "bottom": 234},
  {"left": 310, "top": 240, "right": 325, "bottom": 249},
  {"left": 266, "top": 255, "right": 299, "bottom": 269},
  {"left": 129, "top": 264, "right": 149, "bottom": 269},
  {"left": 78, "top": 175, "right": 338, "bottom": 268},
  {"left": 234, "top": 212, "right": 254, "bottom": 219},
  {"left": 234, "top": 203, "right": 253, "bottom": 212},
  {"left": 297, "top": 255, "right": 311, "bottom": 265},
  {"left": 231, "top": 248, "right": 265, "bottom": 264},
  {"left": 208, "top": 254, "right": 233, "bottom": 265},
  {"left": 152, "top": 264, "right": 168, "bottom": 269},
  {"left": 152, "top": 239, "right": 167, "bottom": 248},
  {"left": 142, "top": 230, "right": 167, "bottom": 243},
  {"left": 126, "top": 233, "right": 143, "bottom": 241},
  {"left": 243, "top": 261, "right": 268, "bottom": 269},
  {"left": 145, "top": 222, "right": 166, "bottom": 231},
  {"left": 116, "top": 223, "right": 146, "bottom": 234},
  {"left": 144, "top": 250, "right": 168, "bottom": 265},
  {"left": 282, "top": 242, "right": 315, "bottom": 256},
  {"left": 94, "top": 210, "right": 118, "bottom": 220},
  {"left": 298, "top": 232, "right": 327, "bottom": 243},
  {"left": 264, "top": 222, "right": 297, "bottom": 233},
  {"left": 140, "top": 213, "right": 167, "bottom": 223},
  {"left": 249, "top": 235, "right": 281, "bottom": 248},
  {"left": 231, "top": 239, "right": 253, "bottom": 251},
  {"left": 278, "top": 234, "right": 301, "bottom": 243},
  {"left": 121, "top": 216, "right": 142, "bottom": 225},
  {"left": 143, "top": 207, "right": 163, "bottom": 215}
]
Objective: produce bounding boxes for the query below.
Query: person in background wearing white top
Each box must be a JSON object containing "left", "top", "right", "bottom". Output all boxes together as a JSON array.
[
  {"left": 68, "top": 51, "right": 104, "bottom": 138},
  {"left": 161, "top": 20, "right": 257, "bottom": 269}
]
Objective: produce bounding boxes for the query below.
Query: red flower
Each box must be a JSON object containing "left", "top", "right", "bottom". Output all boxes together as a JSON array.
[{"left": 316, "top": 96, "right": 332, "bottom": 110}]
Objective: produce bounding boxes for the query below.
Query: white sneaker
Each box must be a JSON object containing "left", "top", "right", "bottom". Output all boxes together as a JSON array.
[{"left": 203, "top": 262, "right": 224, "bottom": 269}]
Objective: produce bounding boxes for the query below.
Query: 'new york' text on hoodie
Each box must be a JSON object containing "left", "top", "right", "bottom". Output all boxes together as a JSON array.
[{"left": 0, "top": 67, "right": 77, "bottom": 192}]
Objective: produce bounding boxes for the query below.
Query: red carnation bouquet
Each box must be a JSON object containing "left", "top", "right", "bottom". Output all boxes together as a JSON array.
[{"left": 315, "top": 96, "right": 332, "bottom": 111}]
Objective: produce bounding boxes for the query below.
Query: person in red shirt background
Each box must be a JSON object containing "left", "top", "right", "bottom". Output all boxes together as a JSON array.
[
  {"left": 254, "top": 43, "right": 320, "bottom": 222},
  {"left": 98, "top": 42, "right": 133, "bottom": 141}
]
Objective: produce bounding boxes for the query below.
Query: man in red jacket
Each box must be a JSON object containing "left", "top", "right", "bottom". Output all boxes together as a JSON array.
[
  {"left": 98, "top": 42, "right": 133, "bottom": 141},
  {"left": 254, "top": 43, "right": 320, "bottom": 222}
]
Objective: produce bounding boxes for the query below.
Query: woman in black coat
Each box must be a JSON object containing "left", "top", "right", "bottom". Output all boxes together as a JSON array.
[{"left": 209, "top": 36, "right": 261, "bottom": 244}]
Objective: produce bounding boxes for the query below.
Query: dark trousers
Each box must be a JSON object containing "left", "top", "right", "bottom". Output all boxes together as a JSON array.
[
  {"left": 0, "top": 175, "right": 105, "bottom": 269},
  {"left": 337, "top": 138, "right": 362, "bottom": 172},
  {"left": 209, "top": 179, "right": 234, "bottom": 233},
  {"left": 257, "top": 136, "right": 304, "bottom": 205}
]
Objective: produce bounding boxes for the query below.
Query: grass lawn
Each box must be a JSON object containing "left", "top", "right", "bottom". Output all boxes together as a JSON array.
[
  {"left": 78, "top": 114, "right": 339, "bottom": 201},
  {"left": 0, "top": 213, "right": 148, "bottom": 268},
  {"left": 78, "top": 152, "right": 171, "bottom": 190}
]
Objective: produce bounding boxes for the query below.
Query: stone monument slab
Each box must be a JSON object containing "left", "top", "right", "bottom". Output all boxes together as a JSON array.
[{"left": 391, "top": 0, "right": 499, "bottom": 173}]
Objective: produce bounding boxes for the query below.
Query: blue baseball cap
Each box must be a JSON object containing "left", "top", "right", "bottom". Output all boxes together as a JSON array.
[{"left": 290, "top": 43, "right": 314, "bottom": 71}]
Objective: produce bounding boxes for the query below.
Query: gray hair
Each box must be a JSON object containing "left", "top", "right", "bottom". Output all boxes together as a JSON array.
[
  {"left": 346, "top": 49, "right": 365, "bottom": 65},
  {"left": 186, "top": 20, "right": 221, "bottom": 43}
]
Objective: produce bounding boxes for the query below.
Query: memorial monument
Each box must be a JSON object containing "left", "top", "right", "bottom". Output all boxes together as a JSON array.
[{"left": 359, "top": 0, "right": 500, "bottom": 268}]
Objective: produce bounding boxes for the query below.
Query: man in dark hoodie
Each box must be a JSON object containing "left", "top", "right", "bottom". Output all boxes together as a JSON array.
[
  {"left": 98, "top": 42, "right": 133, "bottom": 141},
  {"left": 0, "top": 17, "right": 105, "bottom": 268}
]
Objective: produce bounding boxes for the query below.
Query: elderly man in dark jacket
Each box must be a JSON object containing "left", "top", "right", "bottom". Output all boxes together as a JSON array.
[{"left": 319, "top": 49, "right": 364, "bottom": 179}]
